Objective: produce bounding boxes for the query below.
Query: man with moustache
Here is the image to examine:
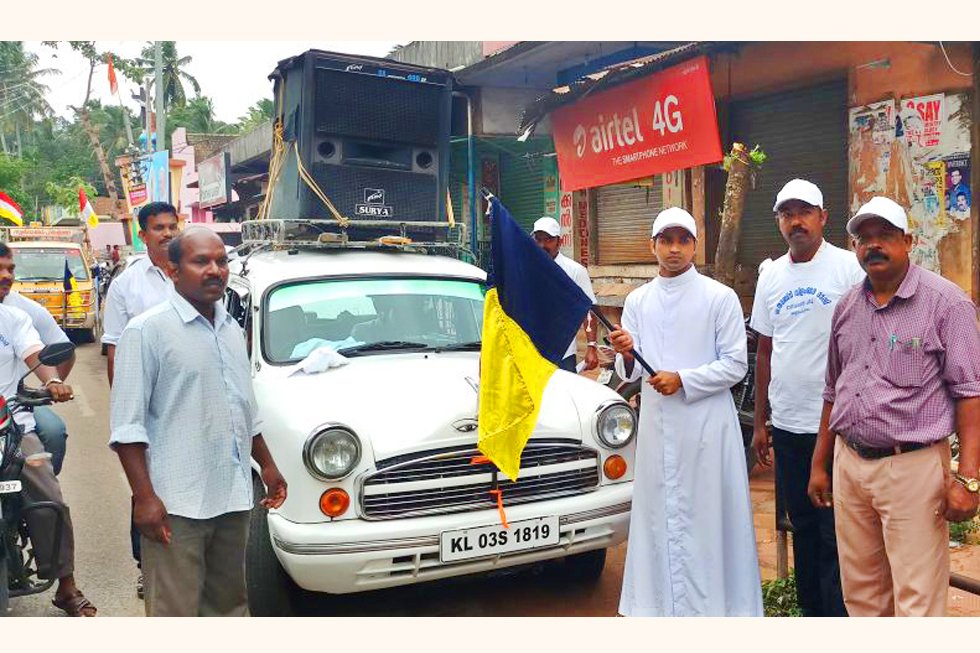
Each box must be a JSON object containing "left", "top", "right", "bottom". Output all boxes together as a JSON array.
[
  {"left": 110, "top": 227, "right": 287, "bottom": 616},
  {"left": 750, "top": 180, "right": 863, "bottom": 617},
  {"left": 101, "top": 201, "right": 179, "bottom": 598},
  {"left": 610, "top": 208, "right": 762, "bottom": 617},
  {"left": 530, "top": 217, "right": 598, "bottom": 373},
  {"left": 809, "top": 197, "right": 980, "bottom": 616}
]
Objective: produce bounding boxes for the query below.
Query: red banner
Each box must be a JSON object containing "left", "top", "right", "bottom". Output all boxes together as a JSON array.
[{"left": 552, "top": 56, "right": 722, "bottom": 191}]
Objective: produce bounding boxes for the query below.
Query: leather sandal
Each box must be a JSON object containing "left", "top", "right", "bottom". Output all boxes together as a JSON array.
[{"left": 52, "top": 590, "right": 98, "bottom": 617}]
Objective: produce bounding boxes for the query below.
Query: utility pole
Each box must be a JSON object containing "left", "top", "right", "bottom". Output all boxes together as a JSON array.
[
  {"left": 143, "top": 77, "right": 152, "bottom": 154},
  {"left": 154, "top": 41, "right": 166, "bottom": 153}
]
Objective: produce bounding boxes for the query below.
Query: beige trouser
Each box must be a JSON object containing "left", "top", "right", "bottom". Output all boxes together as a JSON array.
[
  {"left": 832, "top": 435, "right": 950, "bottom": 616},
  {"left": 141, "top": 510, "right": 250, "bottom": 617},
  {"left": 20, "top": 431, "right": 74, "bottom": 580}
]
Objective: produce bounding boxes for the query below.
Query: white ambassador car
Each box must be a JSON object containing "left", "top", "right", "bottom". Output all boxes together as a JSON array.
[{"left": 228, "top": 230, "right": 636, "bottom": 616}]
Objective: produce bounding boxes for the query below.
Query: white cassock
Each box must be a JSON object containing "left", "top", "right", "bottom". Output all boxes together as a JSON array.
[{"left": 615, "top": 266, "right": 763, "bottom": 617}]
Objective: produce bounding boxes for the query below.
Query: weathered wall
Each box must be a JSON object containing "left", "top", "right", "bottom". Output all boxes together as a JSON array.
[
  {"left": 710, "top": 42, "right": 973, "bottom": 106},
  {"left": 849, "top": 93, "right": 973, "bottom": 293},
  {"left": 705, "top": 42, "right": 976, "bottom": 298}
]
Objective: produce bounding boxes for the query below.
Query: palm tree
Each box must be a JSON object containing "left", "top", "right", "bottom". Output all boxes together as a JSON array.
[
  {"left": 0, "top": 42, "right": 59, "bottom": 156},
  {"left": 137, "top": 41, "right": 201, "bottom": 109},
  {"left": 236, "top": 99, "right": 274, "bottom": 132},
  {"left": 168, "top": 96, "right": 235, "bottom": 136}
]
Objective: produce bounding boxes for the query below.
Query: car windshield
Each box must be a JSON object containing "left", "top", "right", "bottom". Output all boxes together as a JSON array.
[
  {"left": 12, "top": 248, "right": 90, "bottom": 281},
  {"left": 264, "top": 277, "right": 485, "bottom": 363}
]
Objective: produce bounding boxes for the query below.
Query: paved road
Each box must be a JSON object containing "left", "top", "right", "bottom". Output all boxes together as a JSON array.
[{"left": 9, "top": 343, "right": 628, "bottom": 617}]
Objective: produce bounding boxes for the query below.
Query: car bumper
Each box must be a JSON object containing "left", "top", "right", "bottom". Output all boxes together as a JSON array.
[{"left": 268, "top": 483, "right": 632, "bottom": 594}]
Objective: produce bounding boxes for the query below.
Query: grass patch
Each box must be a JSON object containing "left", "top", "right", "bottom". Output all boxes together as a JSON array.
[
  {"left": 950, "top": 518, "right": 979, "bottom": 545},
  {"left": 762, "top": 572, "right": 802, "bottom": 617}
]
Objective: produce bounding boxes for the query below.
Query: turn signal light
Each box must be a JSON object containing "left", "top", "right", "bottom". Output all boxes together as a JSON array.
[
  {"left": 603, "top": 455, "right": 627, "bottom": 480},
  {"left": 319, "top": 489, "right": 350, "bottom": 517}
]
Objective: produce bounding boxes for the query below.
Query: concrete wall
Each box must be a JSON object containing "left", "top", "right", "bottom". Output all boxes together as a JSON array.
[{"left": 389, "top": 42, "right": 484, "bottom": 71}]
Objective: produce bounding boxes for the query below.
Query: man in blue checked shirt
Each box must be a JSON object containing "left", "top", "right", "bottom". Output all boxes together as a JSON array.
[{"left": 109, "top": 227, "right": 287, "bottom": 617}]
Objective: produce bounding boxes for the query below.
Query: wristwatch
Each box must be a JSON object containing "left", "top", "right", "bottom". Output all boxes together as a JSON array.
[
  {"left": 954, "top": 473, "right": 980, "bottom": 494},
  {"left": 587, "top": 341, "right": 597, "bottom": 349},
  {"left": 43, "top": 378, "right": 64, "bottom": 388}
]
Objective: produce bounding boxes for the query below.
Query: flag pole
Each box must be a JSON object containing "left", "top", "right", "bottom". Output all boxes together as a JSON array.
[
  {"left": 479, "top": 187, "right": 657, "bottom": 377},
  {"left": 588, "top": 307, "right": 656, "bottom": 376}
]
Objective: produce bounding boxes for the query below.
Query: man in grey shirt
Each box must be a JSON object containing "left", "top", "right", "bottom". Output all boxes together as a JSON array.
[{"left": 110, "top": 227, "right": 287, "bottom": 616}]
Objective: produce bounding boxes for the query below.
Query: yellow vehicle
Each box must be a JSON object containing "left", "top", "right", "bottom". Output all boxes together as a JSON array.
[{"left": 7, "top": 229, "right": 98, "bottom": 342}]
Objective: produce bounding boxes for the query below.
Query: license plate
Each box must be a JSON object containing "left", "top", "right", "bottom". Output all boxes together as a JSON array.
[
  {"left": 440, "top": 516, "right": 559, "bottom": 563},
  {"left": 596, "top": 369, "right": 613, "bottom": 385},
  {"left": 0, "top": 480, "right": 21, "bottom": 494}
]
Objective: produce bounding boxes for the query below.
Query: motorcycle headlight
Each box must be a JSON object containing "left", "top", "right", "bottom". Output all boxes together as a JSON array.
[
  {"left": 596, "top": 403, "right": 636, "bottom": 449},
  {"left": 303, "top": 427, "right": 361, "bottom": 481}
]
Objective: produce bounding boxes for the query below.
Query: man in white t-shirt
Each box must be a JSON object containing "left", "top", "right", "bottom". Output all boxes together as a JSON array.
[
  {"left": 100, "top": 201, "right": 178, "bottom": 599},
  {"left": 0, "top": 242, "right": 74, "bottom": 475},
  {"left": 530, "top": 217, "right": 598, "bottom": 373},
  {"left": 0, "top": 304, "right": 96, "bottom": 615},
  {"left": 750, "top": 179, "right": 865, "bottom": 617}
]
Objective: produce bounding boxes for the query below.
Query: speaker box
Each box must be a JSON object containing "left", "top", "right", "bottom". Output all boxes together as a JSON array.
[{"left": 267, "top": 50, "right": 453, "bottom": 241}]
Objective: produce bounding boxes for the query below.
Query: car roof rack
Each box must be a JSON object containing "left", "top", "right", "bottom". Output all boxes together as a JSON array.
[{"left": 240, "top": 218, "right": 473, "bottom": 260}]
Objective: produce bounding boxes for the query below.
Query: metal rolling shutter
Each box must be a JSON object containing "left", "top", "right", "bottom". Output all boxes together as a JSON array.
[
  {"left": 499, "top": 154, "right": 544, "bottom": 233},
  {"left": 730, "top": 80, "right": 849, "bottom": 267},
  {"left": 596, "top": 179, "right": 663, "bottom": 265}
]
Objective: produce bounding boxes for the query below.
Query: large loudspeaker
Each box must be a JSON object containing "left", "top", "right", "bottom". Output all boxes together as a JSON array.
[{"left": 267, "top": 50, "right": 453, "bottom": 240}]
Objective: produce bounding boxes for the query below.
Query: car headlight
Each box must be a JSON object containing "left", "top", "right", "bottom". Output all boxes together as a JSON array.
[
  {"left": 596, "top": 403, "right": 636, "bottom": 448},
  {"left": 303, "top": 427, "right": 361, "bottom": 481}
]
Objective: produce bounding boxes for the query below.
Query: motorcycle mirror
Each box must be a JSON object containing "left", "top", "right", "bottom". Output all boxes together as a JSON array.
[{"left": 37, "top": 342, "right": 75, "bottom": 368}]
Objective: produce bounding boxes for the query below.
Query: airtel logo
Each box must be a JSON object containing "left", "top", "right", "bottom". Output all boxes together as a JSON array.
[{"left": 573, "top": 125, "right": 587, "bottom": 157}]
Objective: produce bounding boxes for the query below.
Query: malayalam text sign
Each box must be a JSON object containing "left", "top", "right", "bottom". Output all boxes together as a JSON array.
[{"left": 552, "top": 56, "right": 722, "bottom": 191}]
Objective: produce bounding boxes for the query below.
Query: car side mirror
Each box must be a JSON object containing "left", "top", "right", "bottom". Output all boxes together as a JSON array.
[{"left": 38, "top": 342, "right": 75, "bottom": 368}]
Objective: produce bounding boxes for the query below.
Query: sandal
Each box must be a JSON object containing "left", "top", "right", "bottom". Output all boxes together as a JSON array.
[{"left": 52, "top": 590, "right": 98, "bottom": 617}]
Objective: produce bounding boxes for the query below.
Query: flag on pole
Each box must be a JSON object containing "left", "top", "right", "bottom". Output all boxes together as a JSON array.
[
  {"left": 107, "top": 54, "right": 118, "bottom": 96},
  {"left": 79, "top": 187, "right": 99, "bottom": 229},
  {"left": 0, "top": 191, "right": 24, "bottom": 226},
  {"left": 477, "top": 197, "right": 593, "bottom": 481},
  {"left": 64, "top": 260, "right": 82, "bottom": 308}
]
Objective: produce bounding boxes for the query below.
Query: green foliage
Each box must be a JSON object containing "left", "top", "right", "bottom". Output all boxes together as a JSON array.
[
  {"left": 237, "top": 99, "right": 274, "bottom": 132},
  {"left": 167, "top": 96, "right": 237, "bottom": 144},
  {"left": 722, "top": 143, "right": 767, "bottom": 173},
  {"left": 136, "top": 41, "right": 201, "bottom": 110},
  {"left": 950, "top": 518, "right": 979, "bottom": 544},
  {"left": 44, "top": 175, "right": 95, "bottom": 215},
  {"left": 761, "top": 573, "right": 802, "bottom": 617}
]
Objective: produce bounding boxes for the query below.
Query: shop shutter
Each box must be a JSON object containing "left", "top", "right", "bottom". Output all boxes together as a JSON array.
[
  {"left": 596, "top": 178, "right": 663, "bottom": 265},
  {"left": 730, "top": 80, "right": 849, "bottom": 267},
  {"left": 499, "top": 154, "right": 545, "bottom": 233}
]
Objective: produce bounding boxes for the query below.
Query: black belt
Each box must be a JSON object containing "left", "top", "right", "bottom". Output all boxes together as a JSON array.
[{"left": 844, "top": 438, "right": 931, "bottom": 460}]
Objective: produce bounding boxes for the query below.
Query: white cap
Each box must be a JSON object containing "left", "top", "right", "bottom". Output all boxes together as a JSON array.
[
  {"left": 531, "top": 217, "right": 561, "bottom": 238},
  {"left": 651, "top": 207, "right": 697, "bottom": 239},
  {"left": 773, "top": 179, "right": 824, "bottom": 212},
  {"left": 846, "top": 197, "right": 910, "bottom": 237}
]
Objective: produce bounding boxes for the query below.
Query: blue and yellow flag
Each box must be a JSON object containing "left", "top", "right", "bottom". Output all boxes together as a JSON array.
[
  {"left": 478, "top": 198, "right": 593, "bottom": 481},
  {"left": 64, "top": 260, "right": 82, "bottom": 308}
]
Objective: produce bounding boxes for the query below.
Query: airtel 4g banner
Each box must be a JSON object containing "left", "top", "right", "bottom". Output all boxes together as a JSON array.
[{"left": 552, "top": 56, "right": 723, "bottom": 191}]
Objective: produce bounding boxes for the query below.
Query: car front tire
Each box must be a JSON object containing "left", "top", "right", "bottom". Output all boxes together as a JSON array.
[{"left": 246, "top": 474, "right": 300, "bottom": 617}]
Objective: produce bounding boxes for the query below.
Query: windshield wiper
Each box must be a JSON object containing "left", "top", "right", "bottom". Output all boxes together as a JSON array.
[
  {"left": 338, "top": 341, "right": 430, "bottom": 356},
  {"left": 432, "top": 341, "right": 482, "bottom": 353}
]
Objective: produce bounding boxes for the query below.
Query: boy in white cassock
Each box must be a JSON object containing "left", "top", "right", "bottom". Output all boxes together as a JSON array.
[{"left": 610, "top": 207, "right": 763, "bottom": 617}]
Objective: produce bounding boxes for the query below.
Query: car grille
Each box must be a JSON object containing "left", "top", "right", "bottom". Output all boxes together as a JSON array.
[{"left": 360, "top": 441, "right": 600, "bottom": 520}]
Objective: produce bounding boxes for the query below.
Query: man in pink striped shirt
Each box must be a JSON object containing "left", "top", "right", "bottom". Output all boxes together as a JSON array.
[{"left": 808, "top": 197, "right": 980, "bottom": 616}]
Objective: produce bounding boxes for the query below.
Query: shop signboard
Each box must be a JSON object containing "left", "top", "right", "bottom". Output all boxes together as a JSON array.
[{"left": 552, "top": 56, "right": 722, "bottom": 191}]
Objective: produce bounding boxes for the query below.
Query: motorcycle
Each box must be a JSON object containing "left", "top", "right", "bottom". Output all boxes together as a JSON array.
[
  {"left": 0, "top": 342, "right": 76, "bottom": 615},
  {"left": 595, "top": 317, "right": 761, "bottom": 473}
]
